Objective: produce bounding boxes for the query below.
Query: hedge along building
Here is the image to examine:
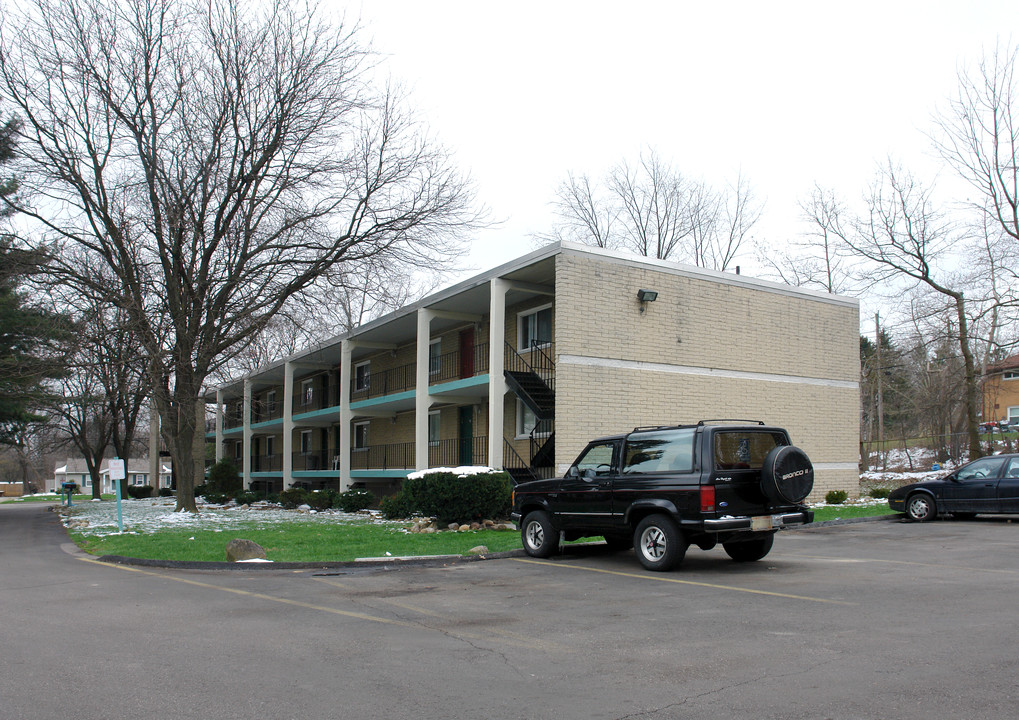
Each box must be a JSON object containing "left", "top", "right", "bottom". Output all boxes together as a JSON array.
[{"left": 205, "top": 241, "right": 860, "bottom": 500}]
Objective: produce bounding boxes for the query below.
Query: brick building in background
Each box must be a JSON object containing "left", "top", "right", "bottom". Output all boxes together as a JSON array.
[
  {"left": 983, "top": 353, "right": 1019, "bottom": 427},
  {"left": 206, "top": 241, "right": 860, "bottom": 500}
]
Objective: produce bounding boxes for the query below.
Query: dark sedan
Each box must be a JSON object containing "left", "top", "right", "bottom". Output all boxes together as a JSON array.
[{"left": 889, "top": 454, "right": 1019, "bottom": 521}]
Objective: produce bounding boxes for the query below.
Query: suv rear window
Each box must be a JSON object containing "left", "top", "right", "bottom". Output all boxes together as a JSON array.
[
  {"left": 622, "top": 428, "right": 695, "bottom": 473},
  {"left": 713, "top": 431, "right": 786, "bottom": 470}
]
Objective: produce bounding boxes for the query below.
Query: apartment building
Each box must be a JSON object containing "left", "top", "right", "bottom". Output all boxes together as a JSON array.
[{"left": 206, "top": 241, "right": 861, "bottom": 500}]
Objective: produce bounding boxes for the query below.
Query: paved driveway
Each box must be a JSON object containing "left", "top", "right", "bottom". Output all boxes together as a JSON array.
[{"left": 3, "top": 503, "right": 1018, "bottom": 719}]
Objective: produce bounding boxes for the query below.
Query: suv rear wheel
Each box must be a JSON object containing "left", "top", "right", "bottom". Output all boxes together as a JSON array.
[
  {"left": 521, "top": 510, "right": 557, "bottom": 557},
  {"left": 634, "top": 514, "right": 687, "bottom": 571}
]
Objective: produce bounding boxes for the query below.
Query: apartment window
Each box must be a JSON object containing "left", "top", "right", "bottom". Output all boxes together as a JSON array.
[
  {"left": 234, "top": 442, "right": 242, "bottom": 461},
  {"left": 353, "top": 422, "right": 369, "bottom": 451},
  {"left": 354, "top": 361, "right": 371, "bottom": 392},
  {"left": 300, "top": 430, "right": 312, "bottom": 455},
  {"left": 301, "top": 378, "right": 314, "bottom": 407},
  {"left": 266, "top": 390, "right": 277, "bottom": 416},
  {"left": 517, "top": 400, "right": 551, "bottom": 438},
  {"left": 265, "top": 436, "right": 275, "bottom": 457},
  {"left": 1005, "top": 371, "right": 1018, "bottom": 381},
  {"left": 519, "top": 304, "right": 552, "bottom": 350},
  {"left": 429, "top": 339, "right": 442, "bottom": 375},
  {"left": 428, "top": 410, "right": 440, "bottom": 446}
]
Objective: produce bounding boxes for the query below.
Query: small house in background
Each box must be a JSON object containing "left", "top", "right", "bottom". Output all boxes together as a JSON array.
[
  {"left": 983, "top": 353, "right": 1019, "bottom": 427},
  {"left": 51, "top": 458, "right": 171, "bottom": 494},
  {"left": 206, "top": 241, "right": 861, "bottom": 501}
]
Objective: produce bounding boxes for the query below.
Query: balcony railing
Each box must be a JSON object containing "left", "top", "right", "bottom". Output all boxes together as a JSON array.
[
  {"left": 294, "top": 383, "right": 340, "bottom": 414},
  {"left": 350, "top": 441, "right": 414, "bottom": 471},
  {"left": 251, "top": 453, "right": 282, "bottom": 472},
  {"left": 348, "top": 436, "right": 489, "bottom": 471},
  {"left": 429, "top": 342, "right": 490, "bottom": 385},
  {"left": 252, "top": 400, "right": 283, "bottom": 424},
  {"left": 351, "top": 362, "right": 415, "bottom": 401},
  {"left": 292, "top": 450, "right": 336, "bottom": 472}
]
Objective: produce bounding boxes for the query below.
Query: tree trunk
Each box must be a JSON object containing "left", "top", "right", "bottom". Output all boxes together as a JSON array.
[{"left": 953, "top": 295, "right": 983, "bottom": 461}]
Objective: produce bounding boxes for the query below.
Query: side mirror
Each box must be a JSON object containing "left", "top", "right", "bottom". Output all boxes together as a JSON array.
[
  {"left": 566, "top": 466, "right": 579, "bottom": 479},
  {"left": 582, "top": 468, "right": 597, "bottom": 480}
]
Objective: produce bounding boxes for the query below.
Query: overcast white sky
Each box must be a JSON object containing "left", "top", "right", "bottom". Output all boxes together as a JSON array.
[{"left": 353, "top": 1, "right": 1018, "bottom": 282}]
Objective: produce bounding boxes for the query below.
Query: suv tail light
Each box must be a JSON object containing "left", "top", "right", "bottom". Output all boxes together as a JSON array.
[{"left": 700, "top": 485, "right": 716, "bottom": 512}]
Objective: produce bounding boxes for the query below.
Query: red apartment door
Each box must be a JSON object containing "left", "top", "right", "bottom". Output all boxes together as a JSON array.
[{"left": 459, "top": 328, "right": 475, "bottom": 378}]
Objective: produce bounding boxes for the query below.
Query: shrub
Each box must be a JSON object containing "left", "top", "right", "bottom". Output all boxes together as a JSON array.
[
  {"left": 279, "top": 487, "right": 310, "bottom": 509},
  {"left": 336, "top": 489, "right": 375, "bottom": 512},
  {"left": 306, "top": 490, "right": 336, "bottom": 511},
  {"left": 206, "top": 459, "right": 242, "bottom": 497},
  {"left": 825, "top": 489, "right": 848, "bottom": 505},
  {"left": 400, "top": 470, "right": 512, "bottom": 525},
  {"left": 126, "top": 485, "right": 154, "bottom": 499},
  {"left": 233, "top": 490, "right": 259, "bottom": 505},
  {"left": 379, "top": 491, "right": 415, "bottom": 520},
  {"left": 158, "top": 488, "right": 174, "bottom": 497},
  {"left": 868, "top": 487, "right": 890, "bottom": 499},
  {"left": 193, "top": 483, "right": 209, "bottom": 497},
  {"left": 202, "top": 492, "right": 232, "bottom": 505}
]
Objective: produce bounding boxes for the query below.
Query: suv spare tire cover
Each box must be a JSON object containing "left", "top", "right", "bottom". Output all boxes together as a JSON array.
[{"left": 761, "top": 445, "right": 814, "bottom": 504}]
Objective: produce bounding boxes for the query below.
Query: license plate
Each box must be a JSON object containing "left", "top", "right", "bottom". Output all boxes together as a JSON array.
[{"left": 751, "top": 515, "right": 773, "bottom": 531}]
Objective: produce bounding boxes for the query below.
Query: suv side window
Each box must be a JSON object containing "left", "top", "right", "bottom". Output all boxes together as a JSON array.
[
  {"left": 574, "top": 442, "right": 616, "bottom": 476},
  {"left": 714, "top": 431, "right": 786, "bottom": 470},
  {"left": 622, "top": 428, "right": 695, "bottom": 473}
]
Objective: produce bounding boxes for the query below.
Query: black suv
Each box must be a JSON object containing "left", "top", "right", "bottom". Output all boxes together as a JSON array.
[{"left": 511, "top": 421, "right": 814, "bottom": 571}]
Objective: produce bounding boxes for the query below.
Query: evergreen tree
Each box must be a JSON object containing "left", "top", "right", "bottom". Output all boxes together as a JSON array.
[{"left": 0, "top": 114, "right": 71, "bottom": 444}]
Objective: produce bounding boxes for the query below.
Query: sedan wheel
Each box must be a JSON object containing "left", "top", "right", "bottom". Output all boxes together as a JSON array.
[{"left": 906, "top": 493, "right": 937, "bottom": 522}]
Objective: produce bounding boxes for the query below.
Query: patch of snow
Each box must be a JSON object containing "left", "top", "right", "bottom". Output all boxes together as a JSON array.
[
  {"left": 60, "top": 497, "right": 402, "bottom": 539},
  {"left": 406, "top": 466, "right": 498, "bottom": 479}
]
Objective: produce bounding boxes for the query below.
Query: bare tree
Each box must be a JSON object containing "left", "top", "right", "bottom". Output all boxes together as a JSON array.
[
  {"left": 544, "top": 148, "right": 758, "bottom": 270},
  {"left": 759, "top": 184, "right": 857, "bottom": 294},
  {"left": 839, "top": 161, "right": 983, "bottom": 460},
  {"left": 933, "top": 41, "right": 1019, "bottom": 244},
  {"left": 0, "top": 0, "right": 480, "bottom": 511},
  {"left": 548, "top": 172, "right": 616, "bottom": 248},
  {"left": 609, "top": 150, "right": 693, "bottom": 260}
]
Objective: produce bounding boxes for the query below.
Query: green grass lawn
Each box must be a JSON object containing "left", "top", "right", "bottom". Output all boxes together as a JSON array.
[
  {"left": 70, "top": 520, "right": 525, "bottom": 562},
  {"left": 810, "top": 504, "right": 896, "bottom": 522},
  {"left": 62, "top": 501, "right": 897, "bottom": 563}
]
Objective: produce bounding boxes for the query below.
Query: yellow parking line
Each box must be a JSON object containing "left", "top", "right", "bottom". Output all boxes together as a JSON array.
[
  {"left": 514, "top": 558, "right": 855, "bottom": 605},
  {"left": 79, "top": 557, "right": 418, "bottom": 628},
  {"left": 78, "top": 557, "right": 554, "bottom": 649}
]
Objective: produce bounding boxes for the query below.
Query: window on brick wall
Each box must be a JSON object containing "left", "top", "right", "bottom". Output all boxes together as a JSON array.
[
  {"left": 353, "top": 422, "right": 369, "bottom": 451},
  {"left": 516, "top": 400, "right": 551, "bottom": 438},
  {"left": 518, "top": 304, "right": 552, "bottom": 350}
]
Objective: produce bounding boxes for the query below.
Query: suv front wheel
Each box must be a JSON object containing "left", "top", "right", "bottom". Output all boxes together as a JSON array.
[
  {"left": 634, "top": 514, "right": 687, "bottom": 571},
  {"left": 521, "top": 510, "right": 557, "bottom": 558}
]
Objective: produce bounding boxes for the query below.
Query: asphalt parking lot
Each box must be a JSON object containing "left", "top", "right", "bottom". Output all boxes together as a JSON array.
[{"left": 4, "top": 505, "right": 1019, "bottom": 719}]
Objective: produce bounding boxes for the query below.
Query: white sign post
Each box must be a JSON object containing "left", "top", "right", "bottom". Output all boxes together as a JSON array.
[{"left": 110, "top": 458, "right": 126, "bottom": 532}]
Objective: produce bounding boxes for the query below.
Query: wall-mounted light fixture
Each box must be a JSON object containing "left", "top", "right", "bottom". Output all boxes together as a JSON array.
[{"left": 637, "top": 288, "right": 658, "bottom": 313}]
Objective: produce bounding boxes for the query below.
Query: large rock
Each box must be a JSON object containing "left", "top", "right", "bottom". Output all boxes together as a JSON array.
[{"left": 225, "top": 538, "right": 267, "bottom": 562}]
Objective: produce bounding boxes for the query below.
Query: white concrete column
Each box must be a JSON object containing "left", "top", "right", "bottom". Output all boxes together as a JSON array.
[
  {"left": 149, "top": 396, "right": 160, "bottom": 489},
  {"left": 215, "top": 390, "right": 224, "bottom": 463},
  {"left": 488, "top": 278, "right": 509, "bottom": 469},
  {"left": 339, "top": 341, "right": 353, "bottom": 491},
  {"left": 415, "top": 309, "right": 434, "bottom": 471},
  {"left": 242, "top": 379, "right": 252, "bottom": 489},
  {"left": 283, "top": 361, "right": 295, "bottom": 489}
]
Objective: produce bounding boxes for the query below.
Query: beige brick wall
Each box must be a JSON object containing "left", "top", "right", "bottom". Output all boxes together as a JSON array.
[{"left": 553, "top": 251, "right": 861, "bottom": 500}]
